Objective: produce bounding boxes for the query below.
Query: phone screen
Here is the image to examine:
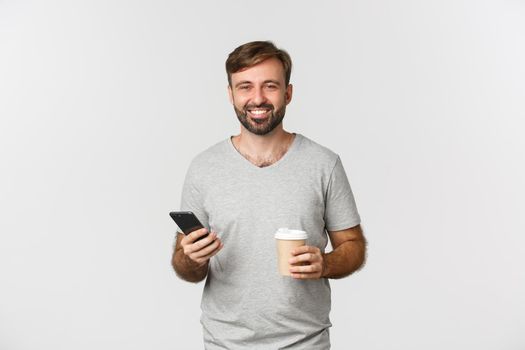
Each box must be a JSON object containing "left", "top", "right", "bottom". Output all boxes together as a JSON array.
[{"left": 169, "top": 211, "right": 209, "bottom": 241}]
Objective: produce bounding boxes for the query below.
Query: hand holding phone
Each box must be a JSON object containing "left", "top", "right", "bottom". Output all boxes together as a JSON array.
[{"left": 170, "top": 211, "right": 223, "bottom": 266}]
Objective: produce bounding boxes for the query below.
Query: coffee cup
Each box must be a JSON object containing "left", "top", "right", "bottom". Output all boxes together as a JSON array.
[{"left": 274, "top": 228, "right": 308, "bottom": 276}]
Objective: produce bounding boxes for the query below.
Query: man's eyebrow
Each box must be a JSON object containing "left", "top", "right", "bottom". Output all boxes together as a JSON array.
[
  {"left": 234, "top": 81, "right": 252, "bottom": 88},
  {"left": 234, "top": 80, "right": 282, "bottom": 88},
  {"left": 263, "top": 80, "right": 281, "bottom": 85}
]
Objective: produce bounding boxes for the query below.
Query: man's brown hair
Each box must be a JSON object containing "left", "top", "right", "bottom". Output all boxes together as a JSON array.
[{"left": 225, "top": 41, "right": 292, "bottom": 87}]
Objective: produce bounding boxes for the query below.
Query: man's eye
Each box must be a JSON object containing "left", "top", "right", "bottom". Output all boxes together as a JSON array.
[{"left": 239, "top": 85, "right": 250, "bottom": 90}]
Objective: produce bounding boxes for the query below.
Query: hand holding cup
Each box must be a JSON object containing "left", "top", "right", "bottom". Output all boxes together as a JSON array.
[{"left": 289, "top": 245, "right": 324, "bottom": 279}]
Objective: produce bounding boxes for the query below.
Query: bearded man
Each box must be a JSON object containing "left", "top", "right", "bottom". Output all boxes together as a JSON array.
[{"left": 172, "top": 40, "right": 367, "bottom": 349}]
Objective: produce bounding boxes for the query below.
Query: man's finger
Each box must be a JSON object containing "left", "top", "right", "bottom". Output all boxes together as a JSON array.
[
  {"left": 183, "top": 229, "right": 213, "bottom": 247},
  {"left": 193, "top": 231, "right": 218, "bottom": 250},
  {"left": 289, "top": 252, "right": 320, "bottom": 264},
  {"left": 290, "top": 264, "right": 321, "bottom": 274},
  {"left": 180, "top": 228, "right": 207, "bottom": 246},
  {"left": 183, "top": 231, "right": 216, "bottom": 255},
  {"left": 291, "top": 273, "right": 320, "bottom": 280},
  {"left": 188, "top": 228, "right": 210, "bottom": 243},
  {"left": 192, "top": 238, "right": 222, "bottom": 259},
  {"left": 195, "top": 242, "right": 224, "bottom": 264},
  {"left": 290, "top": 245, "right": 320, "bottom": 256}
]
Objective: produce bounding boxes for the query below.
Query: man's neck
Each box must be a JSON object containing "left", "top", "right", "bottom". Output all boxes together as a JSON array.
[{"left": 231, "top": 129, "right": 295, "bottom": 168}]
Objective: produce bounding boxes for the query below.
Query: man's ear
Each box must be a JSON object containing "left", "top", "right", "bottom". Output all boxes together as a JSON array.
[
  {"left": 285, "top": 84, "right": 293, "bottom": 105},
  {"left": 227, "top": 85, "right": 233, "bottom": 105}
]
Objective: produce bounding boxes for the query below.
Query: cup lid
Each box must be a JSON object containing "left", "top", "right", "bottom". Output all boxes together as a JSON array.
[{"left": 274, "top": 228, "right": 308, "bottom": 240}]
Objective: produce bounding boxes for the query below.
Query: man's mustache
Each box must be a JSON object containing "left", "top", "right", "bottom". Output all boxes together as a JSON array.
[{"left": 244, "top": 103, "right": 274, "bottom": 111}]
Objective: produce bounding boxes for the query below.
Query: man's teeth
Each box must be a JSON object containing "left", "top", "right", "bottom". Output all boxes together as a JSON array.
[{"left": 250, "top": 110, "right": 269, "bottom": 115}]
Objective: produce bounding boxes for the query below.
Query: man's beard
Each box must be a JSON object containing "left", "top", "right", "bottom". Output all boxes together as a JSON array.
[{"left": 233, "top": 103, "right": 286, "bottom": 136}]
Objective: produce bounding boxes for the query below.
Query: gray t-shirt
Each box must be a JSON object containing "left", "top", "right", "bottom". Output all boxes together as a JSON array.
[{"left": 179, "top": 133, "right": 361, "bottom": 349}]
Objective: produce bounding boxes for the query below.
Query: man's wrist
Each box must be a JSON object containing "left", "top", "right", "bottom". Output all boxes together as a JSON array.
[
  {"left": 321, "top": 252, "right": 328, "bottom": 278},
  {"left": 174, "top": 250, "right": 209, "bottom": 283},
  {"left": 182, "top": 252, "right": 208, "bottom": 270}
]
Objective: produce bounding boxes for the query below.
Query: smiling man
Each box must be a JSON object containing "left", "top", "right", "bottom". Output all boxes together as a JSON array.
[{"left": 172, "top": 41, "right": 366, "bottom": 349}]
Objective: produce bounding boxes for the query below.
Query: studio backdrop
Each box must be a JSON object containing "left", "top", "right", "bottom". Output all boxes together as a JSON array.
[{"left": 1, "top": 1, "right": 524, "bottom": 349}]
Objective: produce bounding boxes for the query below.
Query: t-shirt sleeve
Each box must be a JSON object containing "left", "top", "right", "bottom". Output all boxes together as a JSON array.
[
  {"left": 324, "top": 156, "right": 361, "bottom": 231},
  {"left": 179, "top": 161, "right": 210, "bottom": 232}
]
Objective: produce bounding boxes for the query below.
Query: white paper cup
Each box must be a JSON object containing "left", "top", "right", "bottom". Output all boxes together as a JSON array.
[{"left": 275, "top": 228, "right": 308, "bottom": 276}]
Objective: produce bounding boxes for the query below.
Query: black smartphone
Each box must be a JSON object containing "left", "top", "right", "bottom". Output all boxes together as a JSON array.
[{"left": 169, "top": 211, "right": 209, "bottom": 241}]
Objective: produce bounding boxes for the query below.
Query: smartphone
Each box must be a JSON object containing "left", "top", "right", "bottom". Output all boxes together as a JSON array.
[{"left": 169, "top": 211, "right": 209, "bottom": 241}]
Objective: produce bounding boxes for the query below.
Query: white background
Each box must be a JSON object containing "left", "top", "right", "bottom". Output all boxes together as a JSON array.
[{"left": 1, "top": 1, "right": 524, "bottom": 349}]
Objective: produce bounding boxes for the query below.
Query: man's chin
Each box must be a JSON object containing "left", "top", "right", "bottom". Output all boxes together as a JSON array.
[
  {"left": 243, "top": 121, "right": 272, "bottom": 135},
  {"left": 248, "top": 125, "right": 270, "bottom": 135},
  {"left": 250, "top": 116, "right": 270, "bottom": 124},
  {"left": 235, "top": 109, "right": 285, "bottom": 135}
]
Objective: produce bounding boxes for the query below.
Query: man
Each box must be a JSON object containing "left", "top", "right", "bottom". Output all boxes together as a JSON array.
[{"left": 172, "top": 41, "right": 366, "bottom": 349}]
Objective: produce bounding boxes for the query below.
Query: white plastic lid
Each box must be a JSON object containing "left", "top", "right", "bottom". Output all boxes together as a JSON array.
[{"left": 274, "top": 228, "right": 308, "bottom": 240}]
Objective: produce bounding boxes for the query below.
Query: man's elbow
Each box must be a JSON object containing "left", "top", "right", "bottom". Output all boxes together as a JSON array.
[{"left": 354, "top": 236, "right": 367, "bottom": 272}]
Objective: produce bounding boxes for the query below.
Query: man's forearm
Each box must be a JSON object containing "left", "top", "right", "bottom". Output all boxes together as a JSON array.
[
  {"left": 322, "top": 238, "right": 366, "bottom": 279},
  {"left": 172, "top": 248, "right": 209, "bottom": 283}
]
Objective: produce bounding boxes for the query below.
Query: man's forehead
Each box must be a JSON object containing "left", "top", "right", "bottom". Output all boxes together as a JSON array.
[{"left": 231, "top": 57, "right": 285, "bottom": 81}]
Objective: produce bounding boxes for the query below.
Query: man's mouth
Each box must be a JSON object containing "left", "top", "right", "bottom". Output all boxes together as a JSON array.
[{"left": 246, "top": 108, "right": 271, "bottom": 119}]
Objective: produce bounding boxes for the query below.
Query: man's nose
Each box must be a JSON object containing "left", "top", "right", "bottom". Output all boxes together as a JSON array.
[{"left": 252, "top": 87, "right": 266, "bottom": 105}]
